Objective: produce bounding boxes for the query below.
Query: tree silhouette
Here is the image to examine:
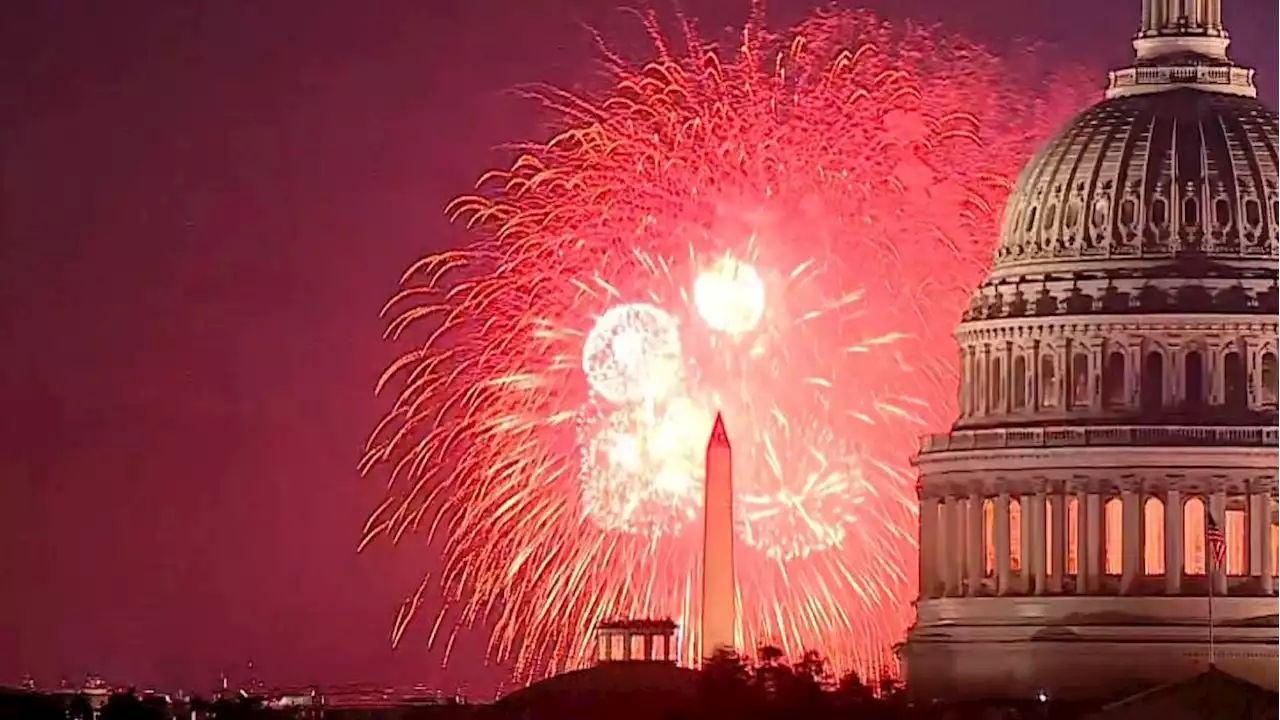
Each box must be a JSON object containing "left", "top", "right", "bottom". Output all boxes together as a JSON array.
[
  {"left": 66, "top": 693, "right": 94, "bottom": 720},
  {"left": 753, "top": 645, "right": 790, "bottom": 702},
  {"left": 100, "top": 691, "right": 163, "bottom": 720},
  {"left": 210, "top": 693, "right": 271, "bottom": 719},
  {"left": 756, "top": 645, "right": 785, "bottom": 667},
  {"left": 785, "top": 650, "right": 831, "bottom": 711},
  {"left": 187, "top": 695, "right": 212, "bottom": 716},
  {"left": 834, "top": 670, "right": 878, "bottom": 708},
  {"left": 758, "top": 649, "right": 832, "bottom": 717},
  {"left": 697, "top": 648, "right": 760, "bottom": 715}
]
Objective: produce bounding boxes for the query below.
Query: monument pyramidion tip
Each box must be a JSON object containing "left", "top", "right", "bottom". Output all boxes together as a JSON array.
[{"left": 708, "top": 412, "right": 730, "bottom": 448}]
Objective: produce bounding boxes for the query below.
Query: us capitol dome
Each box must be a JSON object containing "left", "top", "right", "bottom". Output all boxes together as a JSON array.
[{"left": 901, "top": 0, "right": 1278, "bottom": 702}]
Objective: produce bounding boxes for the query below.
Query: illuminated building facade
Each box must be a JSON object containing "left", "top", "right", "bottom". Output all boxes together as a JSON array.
[{"left": 902, "top": 0, "right": 1279, "bottom": 701}]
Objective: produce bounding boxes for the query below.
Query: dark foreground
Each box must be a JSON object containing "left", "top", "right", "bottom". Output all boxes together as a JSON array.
[{"left": 3, "top": 650, "right": 1274, "bottom": 720}]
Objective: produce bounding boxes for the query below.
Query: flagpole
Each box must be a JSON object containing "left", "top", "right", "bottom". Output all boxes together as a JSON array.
[
  {"left": 1205, "top": 509, "right": 1223, "bottom": 670},
  {"left": 1208, "top": 551, "right": 1215, "bottom": 668}
]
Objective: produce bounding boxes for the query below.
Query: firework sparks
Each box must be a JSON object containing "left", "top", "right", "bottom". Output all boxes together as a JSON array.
[{"left": 362, "top": 7, "right": 1093, "bottom": 680}]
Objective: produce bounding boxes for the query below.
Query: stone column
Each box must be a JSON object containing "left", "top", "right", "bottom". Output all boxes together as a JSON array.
[
  {"left": 1248, "top": 491, "right": 1266, "bottom": 577},
  {"left": 968, "top": 349, "right": 977, "bottom": 417},
  {"left": 1209, "top": 491, "right": 1228, "bottom": 595},
  {"left": 966, "top": 492, "right": 984, "bottom": 596},
  {"left": 1075, "top": 490, "right": 1090, "bottom": 595},
  {"left": 1165, "top": 489, "right": 1183, "bottom": 594},
  {"left": 1120, "top": 490, "right": 1144, "bottom": 594},
  {"left": 1260, "top": 493, "right": 1275, "bottom": 595},
  {"left": 1056, "top": 344, "right": 1069, "bottom": 408},
  {"left": 935, "top": 496, "right": 950, "bottom": 597},
  {"left": 1207, "top": 342, "right": 1223, "bottom": 405},
  {"left": 1019, "top": 494, "right": 1034, "bottom": 593},
  {"left": 1050, "top": 491, "right": 1067, "bottom": 593},
  {"left": 1004, "top": 341, "right": 1014, "bottom": 413},
  {"left": 945, "top": 496, "right": 964, "bottom": 596},
  {"left": 1028, "top": 493, "right": 1047, "bottom": 595},
  {"left": 1084, "top": 493, "right": 1104, "bottom": 593},
  {"left": 920, "top": 497, "right": 939, "bottom": 599},
  {"left": 1087, "top": 339, "right": 1105, "bottom": 410},
  {"left": 982, "top": 345, "right": 992, "bottom": 415},
  {"left": 1031, "top": 340, "right": 1042, "bottom": 411},
  {"left": 644, "top": 634, "right": 654, "bottom": 661},
  {"left": 996, "top": 493, "right": 1012, "bottom": 595}
]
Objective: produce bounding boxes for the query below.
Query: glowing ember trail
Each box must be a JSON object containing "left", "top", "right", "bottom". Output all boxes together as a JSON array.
[{"left": 361, "top": 7, "right": 1094, "bottom": 680}]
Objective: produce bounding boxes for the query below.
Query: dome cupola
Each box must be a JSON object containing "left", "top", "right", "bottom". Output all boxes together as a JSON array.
[{"left": 951, "top": 0, "right": 1278, "bottom": 429}]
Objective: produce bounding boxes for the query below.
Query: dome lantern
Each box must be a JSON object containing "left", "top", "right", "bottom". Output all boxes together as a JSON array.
[
  {"left": 1108, "top": 0, "right": 1256, "bottom": 98},
  {"left": 1135, "top": 0, "right": 1230, "bottom": 61}
]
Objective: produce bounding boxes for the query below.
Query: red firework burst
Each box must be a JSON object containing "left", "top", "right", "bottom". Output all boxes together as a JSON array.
[{"left": 361, "top": 7, "right": 1095, "bottom": 680}]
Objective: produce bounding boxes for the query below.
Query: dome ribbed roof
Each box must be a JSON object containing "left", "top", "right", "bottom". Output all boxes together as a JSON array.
[{"left": 990, "top": 89, "right": 1278, "bottom": 281}]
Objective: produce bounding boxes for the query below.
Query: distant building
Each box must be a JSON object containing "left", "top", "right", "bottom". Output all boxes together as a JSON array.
[
  {"left": 50, "top": 675, "right": 111, "bottom": 715},
  {"left": 595, "top": 619, "right": 680, "bottom": 664}
]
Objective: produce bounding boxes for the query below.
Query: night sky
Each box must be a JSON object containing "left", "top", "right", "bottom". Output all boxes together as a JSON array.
[{"left": 1, "top": 0, "right": 1275, "bottom": 696}]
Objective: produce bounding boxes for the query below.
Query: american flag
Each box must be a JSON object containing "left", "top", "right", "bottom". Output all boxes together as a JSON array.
[{"left": 1206, "top": 513, "right": 1227, "bottom": 569}]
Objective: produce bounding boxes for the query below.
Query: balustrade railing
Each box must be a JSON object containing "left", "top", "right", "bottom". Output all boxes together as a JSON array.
[{"left": 920, "top": 425, "right": 1280, "bottom": 454}]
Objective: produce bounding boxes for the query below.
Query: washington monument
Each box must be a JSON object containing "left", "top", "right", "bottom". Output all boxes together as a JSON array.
[{"left": 701, "top": 412, "right": 737, "bottom": 659}]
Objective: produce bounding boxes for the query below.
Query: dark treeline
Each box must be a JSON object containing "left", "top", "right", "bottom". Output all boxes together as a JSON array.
[
  {"left": 694, "top": 646, "right": 910, "bottom": 718},
  {"left": 501, "top": 647, "right": 1077, "bottom": 720},
  {"left": 0, "top": 648, "right": 1081, "bottom": 720},
  {"left": 0, "top": 690, "right": 298, "bottom": 720}
]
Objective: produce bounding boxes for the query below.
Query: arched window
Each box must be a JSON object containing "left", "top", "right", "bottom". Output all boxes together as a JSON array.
[
  {"left": 1244, "top": 199, "right": 1262, "bottom": 228},
  {"left": 1040, "top": 355, "right": 1058, "bottom": 408},
  {"left": 1182, "top": 196, "right": 1199, "bottom": 227},
  {"left": 1144, "top": 497, "right": 1165, "bottom": 575},
  {"left": 1141, "top": 351, "right": 1164, "bottom": 412},
  {"left": 1260, "top": 352, "right": 1278, "bottom": 406},
  {"left": 1224, "top": 351, "right": 1247, "bottom": 409},
  {"left": 1103, "top": 351, "right": 1126, "bottom": 406},
  {"left": 989, "top": 357, "right": 1005, "bottom": 412},
  {"left": 1070, "top": 352, "right": 1090, "bottom": 408},
  {"left": 1012, "top": 355, "right": 1028, "bottom": 410},
  {"left": 1185, "top": 350, "right": 1205, "bottom": 411},
  {"left": 1104, "top": 497, "right": 1123, "bottom": 575}
]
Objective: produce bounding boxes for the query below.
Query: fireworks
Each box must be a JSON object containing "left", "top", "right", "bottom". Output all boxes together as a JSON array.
[
  {"left": 362, "top": 7, "right": 1093, "bottom": 680},
  {"left": 582, "top": 303, "right": 684, "bottom": 405},
  {"left": 694, "top": 256, "right": 766, "bottom": 336}
]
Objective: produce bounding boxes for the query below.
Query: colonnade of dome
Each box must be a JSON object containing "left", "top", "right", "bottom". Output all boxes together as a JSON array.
[
  {"left": 955, "top": 326, "right": 1278, "bottom": 423},
  {"left": 919, "top": 483, "right": 1279, "bottom": 599}
]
